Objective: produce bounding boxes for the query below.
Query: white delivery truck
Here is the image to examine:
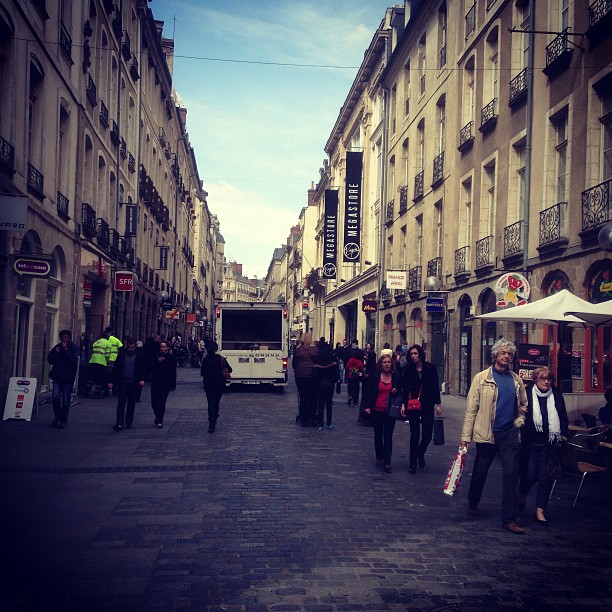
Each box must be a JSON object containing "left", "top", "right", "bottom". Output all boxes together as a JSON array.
[{"left": 215, "top": 302, "right": 289, "bottom": 388}]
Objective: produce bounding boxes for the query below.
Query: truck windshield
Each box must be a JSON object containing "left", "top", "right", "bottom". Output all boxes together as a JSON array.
[{"left": 222, "top": 310, "right": 283, "bottom": 350}]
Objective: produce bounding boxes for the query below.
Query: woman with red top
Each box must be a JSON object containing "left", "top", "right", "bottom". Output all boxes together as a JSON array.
[
  {"left": 362, "top": 354, "right": 403, "bottom": 472},
  {"left": 345, "top": 349, "right": 365, "bottom": 406}
]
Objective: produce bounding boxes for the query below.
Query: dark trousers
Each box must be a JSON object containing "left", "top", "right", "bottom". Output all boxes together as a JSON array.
[
  {"left": 295, "top": 377, "right": 316, "bottom": 425},
  {"left": 347, "top": 378, "right": 360, "bottom": 404},
  {"left": 405, "top": 406, "right": 435, "bottom": 465},
  {"left": 151, "top": 382, "right": 171, "bottom": 425},
  {"left": 317, "top": 381, "right": 334, "bottom": 427},
  {"left": 88, "top": 363, "right": 107, "bottom": 396},
  {"left": 370, "top": 409, "right": 396, "bottom": 466},
  {"left": 519, "top": 442, "right": 554, "bottom": 510},
  {"left": 205, "top": 384, "right": 224, "bottom": 424},
  {"left": 115, "top": 381, "right": 140, "bottom": 427},
  {"left": 51, "top": 380, "right": 73, "bottom": 423},
  {"left": 468, "top": 427, "right": 522, "bottom": 524}
]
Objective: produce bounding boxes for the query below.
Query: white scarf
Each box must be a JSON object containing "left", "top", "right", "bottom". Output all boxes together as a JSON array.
[{"left": 532, "top": 385, "right": 561, "bottom": 443}]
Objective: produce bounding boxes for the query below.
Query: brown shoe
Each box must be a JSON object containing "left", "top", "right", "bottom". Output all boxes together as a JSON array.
[
  {"left": 467, "top": 504, "right": 479, "bottom": 516},
  {"left": 503, "top": 522, "right": 525, "bottom": 534}
]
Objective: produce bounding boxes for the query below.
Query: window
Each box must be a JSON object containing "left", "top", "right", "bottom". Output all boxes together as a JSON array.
[
  {"left": 602, "top": 88, "right": 612, "bottom": 180},
  {"left": 402, "top": 138, "right": 409, "bottom": 185},
  {"left": 418, "top": 121, "right": 425, "bottom": 173},
  {"left": 387, "top": 235, "right": 394, "bottom": 271},
  {"left": 435, "top": 201, "right": 443, "bottom": 258},
  {"left": 438, "top": 4, "right": 447, "bottom": 68},
  {"left": 416, "top": 215, "right": 423, "bottom": 265},
  {"left": 390, "top": 84, "right": 397, "bottom": 135},
  {"left": 143, "top": 213, "right": 148, "bottom": 232},
  {"left": 463, "top": 57, "right": 475, "bottom": 126},
  {"left": 482, "top": 162, "right": 496, "bottom": 237},
  {"left": 418, "top": 34, "right": 426, "bottom": 94},
  {"left": 28, "top": 56, "right": 45, "bottom": 165},
  {"left": 460, "top": 179, "right": 473, "bottom": 247},
  {"left": 401, "top": 225, "right": 407, "bottom": 268},
  {"left": 404, "top": 60, "right": 411, "bottom": 116},
  {"left": 560, "top": 0, "right": 569, "bottom": 31},
  {"left": 465, "top": 2, "right": 476, "bottom": 39},
  {"left": 513, "top": 143, "right": 525, "bottom": 222},
  {"left": 437, "top": 98, "right": 446, "bottom": 154},
  {"left": 554, "top": 112, "right": 568, "bottom": 202},
  {"left": 520, "top": 4, "right": 530, "bottom": 69}
]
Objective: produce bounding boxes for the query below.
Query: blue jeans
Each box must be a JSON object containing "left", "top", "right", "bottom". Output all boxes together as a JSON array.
[{"left": 52, "top": 380, "right": 73, "bottom": 423}]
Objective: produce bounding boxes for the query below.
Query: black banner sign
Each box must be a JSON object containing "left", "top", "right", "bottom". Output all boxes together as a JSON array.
[
  {"left": 343, "top": 151, "right": 363, "bottom": 263},
  {"left": 516, "top": 343, "right": 549, "bottom": 381},
  {"left": 125, "top": 204, "right": 138, "bottom": 237},
  {"left": 323, "top": 190, "right": 338, "bottom": 279},
  {"left": 159, "top": 245, "right": 169, "bottom": 270}
]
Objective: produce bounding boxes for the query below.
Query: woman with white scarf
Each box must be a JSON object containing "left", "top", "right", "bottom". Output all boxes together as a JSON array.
[{"left": 518, "top": 366, "right": 568, "bottom": 524}]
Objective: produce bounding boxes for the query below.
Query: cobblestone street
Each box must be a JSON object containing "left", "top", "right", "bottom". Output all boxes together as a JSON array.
[{"left": 1, "top": 368, "right": 611, "bottom": 611}]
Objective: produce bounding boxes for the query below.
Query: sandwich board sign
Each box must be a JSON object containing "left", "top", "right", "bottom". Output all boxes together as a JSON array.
[{"left": 4, "top": 377, "right": 38, "bottom": 421}]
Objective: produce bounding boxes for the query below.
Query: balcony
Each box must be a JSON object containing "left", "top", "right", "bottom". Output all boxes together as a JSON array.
[
  {"left": 130, "top": 54, "right": 140, "bottom": 81},
  {"left": 543, "top": 32, "right": 572, "bottom": 79},
  {"left": 120, "top": 138, "right": 127, "bottom": 158},
  {"left": 454, "top": 246, "right": 470, "bottom": 279},
  {"left": 475, "top": 235, "right": 494, "bottom": 270},
  {"left": 162, "top": 206, "right": 170, "bottom": 230},
  {"left": 465, "top": 3, "right": 476, "bottom": 39},
  {"left": 27, "top": 162, "right": 44, "bottom": 200},
  {"left": 159, "top": 127, "right": 166, "bottom": 148},
  {"left": 386, "top": 199, "right": 394, "bottom": 225},
  {"left": 413, "top": 170, "right": 424, "bottom": 201},
  {"left": 587, "top": 0, "right": 612, "bottom": 47},
  {"left": 82, "top": 203, "right": 97, "bottom": 237},
  {"left": 109, "top": 228, "right": 120, "bottom": 257},
  {"left": 97, "top": 218, "right": 110, "bottom": 246},
  {"left": 479, "top": 99, "right": 498, "bottom": 133},
  {"left": 458, "top": 121, "right": 474, "bottom": 153},
  {"left": 0, "top": 136, "right": 15, "bottom": 175},
  {"left": 394, "top": 287, "right": 407, "bottom": 303},
  {"left": 408, "top": 266, "right": 422, "bottom": 293},
  {"left": 509, "top": 68, "right": 528, "bottom": 107},
  {"left": 110, "top": 120, "right": 120, "bottom": 145},
  {"left": 427, "top": 257, "right": 442, "bottom": 279},
  {"left": 121, "top": 30, "right": 131, "bottom": 60},
  {"left": 503, "top": 220, "right": 523, "bottom": 260},
  {"left": 86, "top": 74, "right": 97, "bottom": 106},
  {"left": 538, "top": 201, "right": 569, "bottom": 254},
  {"left": 398, "top": 185, "right": 408, "bottom": 213},
  {"left": 432, "top": 152, "right": 444, "bottom": 188},
  {"left": 135, "top": 258, "right": 142, "bottom": 277},
  {"left": 59, "top": 22, "right": 72, "bottom": 62},
  {"left": 128, "top": 152, "right": 135, "bottom": 173},
  {"left": 99, "top": 100, "right": 109, "bottom": 128},
  {"left": 56, "top": 191, "right": 70, "bottom": 220},
  {"left": 582, "top": 179, "right": 610, "bottom": 235}
]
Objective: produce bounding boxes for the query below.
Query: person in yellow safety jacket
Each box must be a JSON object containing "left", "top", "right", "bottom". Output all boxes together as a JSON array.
[
  {"left": 88, "top": 330, "right": 111, "bottom": 397},
  {"left": 105, "top": 327, "right": 123, "bottom": 396}
]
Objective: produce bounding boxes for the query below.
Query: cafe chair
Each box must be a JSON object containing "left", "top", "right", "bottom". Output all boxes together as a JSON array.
[
  {"left": 581, "top": 413, "right": 606, "bottom": 432},
  {"left": 549, "top": 432, "right": 609, "bottom": 508}
]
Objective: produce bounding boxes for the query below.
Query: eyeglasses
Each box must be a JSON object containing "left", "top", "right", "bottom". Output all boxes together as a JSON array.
[{"left": 538, "top": 377, "right": 551, "bottom": 382}]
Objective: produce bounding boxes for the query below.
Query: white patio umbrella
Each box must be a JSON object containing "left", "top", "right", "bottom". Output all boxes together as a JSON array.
[
  {"left": 474, "top": 289, "right": 590, "bottom": 326},
  {"left": 564, "top": 301, "right": 612, "bottom": 326}
]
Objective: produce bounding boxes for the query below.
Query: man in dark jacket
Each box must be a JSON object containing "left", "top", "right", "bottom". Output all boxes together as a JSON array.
[
  {"left": 110, "top": 338, "right": 147, "bottom": 431},
  {"left": 47, "top": 330, "right": 80, "bottom": 429}
]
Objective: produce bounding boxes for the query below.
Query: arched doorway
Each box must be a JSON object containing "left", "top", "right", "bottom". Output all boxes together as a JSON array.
[
  {"left": 383, "top": 313, "right": 393, "bottom": 349},
  {"left": 397, "top": 311, "right": 407, "bottom": 348},
  {"left": 458, "top": 294, "right": 473, "bottom": 396},
  {"left": 480, "top": 288, "right": 497, "bottom": 371}
]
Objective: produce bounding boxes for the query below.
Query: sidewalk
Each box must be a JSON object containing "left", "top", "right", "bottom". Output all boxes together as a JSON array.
[{"left": 1, "top": 368, "right": 611, "bottom": 610}]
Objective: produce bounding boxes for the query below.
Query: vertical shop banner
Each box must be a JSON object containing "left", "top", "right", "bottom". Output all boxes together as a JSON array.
[
  {"left": 516, "top": 344, "right": 549, "bottom": 381},
  {"left": 159, "top": 245, "right": 169, "bottom": 270},
  {"left": 125, "top": 205, "right": 138, "bottom": 237},
  {"left": 342, "top": 151, "right": 363, "bottom": 263},
  {"left": 323, "top": 190, "right": 338, "bottom": 279}
]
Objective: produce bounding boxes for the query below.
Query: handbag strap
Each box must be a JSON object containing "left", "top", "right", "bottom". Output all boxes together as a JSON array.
[{"left": 409, "top": 386, "right": 423, "bottom": 400}]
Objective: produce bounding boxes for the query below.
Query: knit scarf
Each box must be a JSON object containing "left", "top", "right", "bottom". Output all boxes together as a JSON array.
[{"left": 532, "top": 385, "right": 561, "bottom": 443}]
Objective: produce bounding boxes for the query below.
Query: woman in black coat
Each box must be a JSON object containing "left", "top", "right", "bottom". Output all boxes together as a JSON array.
[
  {"left": 518, "top": 366, "right": 568, "bottom": 524},
  {"left": 401, "top": 344, "right": 442, "bottom": 473},
  {"left": 150, "top": 340, "right": 176, "bottom": 428},
  {"left": 362, "top": 354, "right": 403, "bottom": 472},
  {"left": 200, "top": 341, "right": 232, "bottom": 433}
]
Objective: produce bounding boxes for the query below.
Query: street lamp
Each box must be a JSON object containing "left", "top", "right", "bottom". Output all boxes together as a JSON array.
[{"left": 598, "top": 223, "right": 612, "bottom": 251}]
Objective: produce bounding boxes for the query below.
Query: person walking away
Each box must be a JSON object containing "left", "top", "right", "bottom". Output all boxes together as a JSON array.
[
  {"left": 150, "top": 340, "right": 176, "bottom": 428},
  {"left": 333, "top": 342, "right": 345, "bottom": 391},
  {"left": 105, "top": 326, "right": 123, "bottom": 396},
  {"left": 400, "top": 344, "right": 442, "bottom": 474},
  {"left": 518, "top": 367, "right": 568, "bottom": 524},
  {"left": 346, "top": 349, "right": 365, "bottom": 407},
  {"left": 143, "top": 334, "right": 161, "bottom": 382},
  {"left": 292, "top": 333, "right": 318, "bottom": 426},
  {"left": 88, "top": 330, "right": 111, "bottom": 398},
  {"left": 47, "top": 330, "right": 79, "bottom": 429},
  {"left": 314, "top": 340, "right": 338, "bottom": 431},
  {"left": 200, "top": 341, "right": 232, "bottom": 433},
  {"left": 363, "top": 354, "right": 402, "bottom": 472},
  {"left": 110, "top": 338, "right": 146, "bottom": 431},
  {"left": 460, "top": 338, "right": 528, "bottom": 535}
]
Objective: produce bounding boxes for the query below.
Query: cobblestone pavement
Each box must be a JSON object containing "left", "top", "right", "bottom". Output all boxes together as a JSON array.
[{"left": 1, "top": 368, "right": 611, "bottom": 611}]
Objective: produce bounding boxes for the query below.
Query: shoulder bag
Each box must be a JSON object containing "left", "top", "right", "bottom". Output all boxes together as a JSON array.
[
  {"left": 386, "top": 392, "right": 403, "bottom": 419},
  {"left": 406, "top": 386, "right": 422, "bottom": 411}
]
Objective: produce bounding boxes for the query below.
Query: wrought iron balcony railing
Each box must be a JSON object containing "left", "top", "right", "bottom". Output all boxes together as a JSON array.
[
  {"left": 427, "top": 257, "right": 442, "bottom": 279},
  {"left": 432, "top": 152, "right": 444, "bottom": 187},
  {"left": 465, "top": 3, "right": 476, "bottom": 39},
  {"left": 0, "top": 136, "right": 15, "bottom": 174},
  {"left": 509, "top": 68, "right": 528, "bottom": 106},
  {"left": 439, "top": 44, "right": 446, "bottom": 69},
  {"left": 589, "top": 0, "right": 612, "bottom": 29},
  {"left": 454, "top": 246, "right": 470, "bottom": 276},
  {"left": 398, "top": 185, "right": 408, "bottom": 213},
  {"left": 480, "top": 98, "right": 498, "bottom": 131},
  {"left": 27, "top": 162, "right": 44, "bottom": 199},
  {"left": 408, "top": 266, "right": 422, "bottom": 292},
  {"left": 82, "top": 203, "right": 97, "bottom": 237},
  {"left": 57, "top": 191, "right": 69, "bottom": 219},
  {"left": 120, "top": 138, "right": 127, "bottom": 158},
  {"left": 546, "top": 32, "right": 570, "bottom": 68},
  {"left": 99, "top": 100, "right": 109, "bottom": 127},
  {"left": 540, "top": 202, "right": 567, "bottom": 246},
  {"left": 503, "top": 220, "right": 523, "bottom": 257},
  {"left": 111, "top": 120, "right": 120, "bottom": 145},
  {"left": 386, "top": 199, "right": 394, "bottom": 225},
  {"left": 86, "top": 74, "right": 97, "bottom": 106},
  {"left": 121, "top": 30, "right": 131, "bottom": 60},
  {"left": 128, "top": 152, "right": 135, "bottom": 172},
  {"left": 130, "top": 54, "right": 140, "bottom": 81},
  {"left": 97, "top": 218, "right": 110, "bottom": 245},
  {"left": 582, "top": 179, "right": 610, "bottom": 231},
  {"left": 475, "top": 235, "right": 493, "bottom": 268},
  {"left": 414, "top": 170, "right": 424, "bottom": 201},
  {"left": 59, "top": 22, "right": 72, "bottom": 61},
  {"left": 458, "top": 121, "right": 474, "bottom": 152}
]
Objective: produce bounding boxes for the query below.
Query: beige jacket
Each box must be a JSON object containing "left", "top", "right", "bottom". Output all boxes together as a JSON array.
[{"left": 461, "top": 367, "right": 527, "bottom": 444}]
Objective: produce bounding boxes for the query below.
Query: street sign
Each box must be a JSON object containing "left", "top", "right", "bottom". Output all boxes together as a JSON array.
[
  {"left": 426, "top": 297, "right": 445, "bottom": 313},
  {"left": 3, "top": 377, "right": 37, "bottom": 421},
  {"left": 13, "top": 257, "right": 51, "bottom": 277},
  {"left": 186, "top": 313, "right": 197, "bottom": 324},
  {"left": 160, "top": 297, "right": 173, "bottom": 310},
  {"left": 114, "top": 271, "right": 134, "bottom": 291},
  {"left": 165, "top": 308, "right": 179, "bottom": 320}
]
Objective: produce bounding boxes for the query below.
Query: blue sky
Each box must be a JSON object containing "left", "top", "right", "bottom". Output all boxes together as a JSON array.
[{"left": 150, "top": 0, "right": 391, "bottom": 278}]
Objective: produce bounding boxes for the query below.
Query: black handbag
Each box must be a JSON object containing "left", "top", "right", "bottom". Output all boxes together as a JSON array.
[
  {"left": 386, "top": 393, "right": 403, "bottom": 419},
  {"left": 335, "top": 381, "right": 341, "bottom": 394},
  {"left": 433, "top": 418, "right": 445, "bottom": 445}
]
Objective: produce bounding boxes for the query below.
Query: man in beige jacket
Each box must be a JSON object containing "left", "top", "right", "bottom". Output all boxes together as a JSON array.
[{"left": 460, "top": 338, "right": 528, "bottom": 534}]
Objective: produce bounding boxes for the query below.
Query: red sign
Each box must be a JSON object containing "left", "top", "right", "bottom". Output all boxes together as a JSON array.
[
  {"left": 114, "top": 271, "right": 134, "bottom": 292},
  {"left": 186, "top": 313, "right": 197, "bottom": 324}
]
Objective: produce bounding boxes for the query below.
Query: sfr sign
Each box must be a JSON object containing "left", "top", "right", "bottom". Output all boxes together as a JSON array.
[{"left": 114, "top": 271, "right": 134, "bottom": 292}]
